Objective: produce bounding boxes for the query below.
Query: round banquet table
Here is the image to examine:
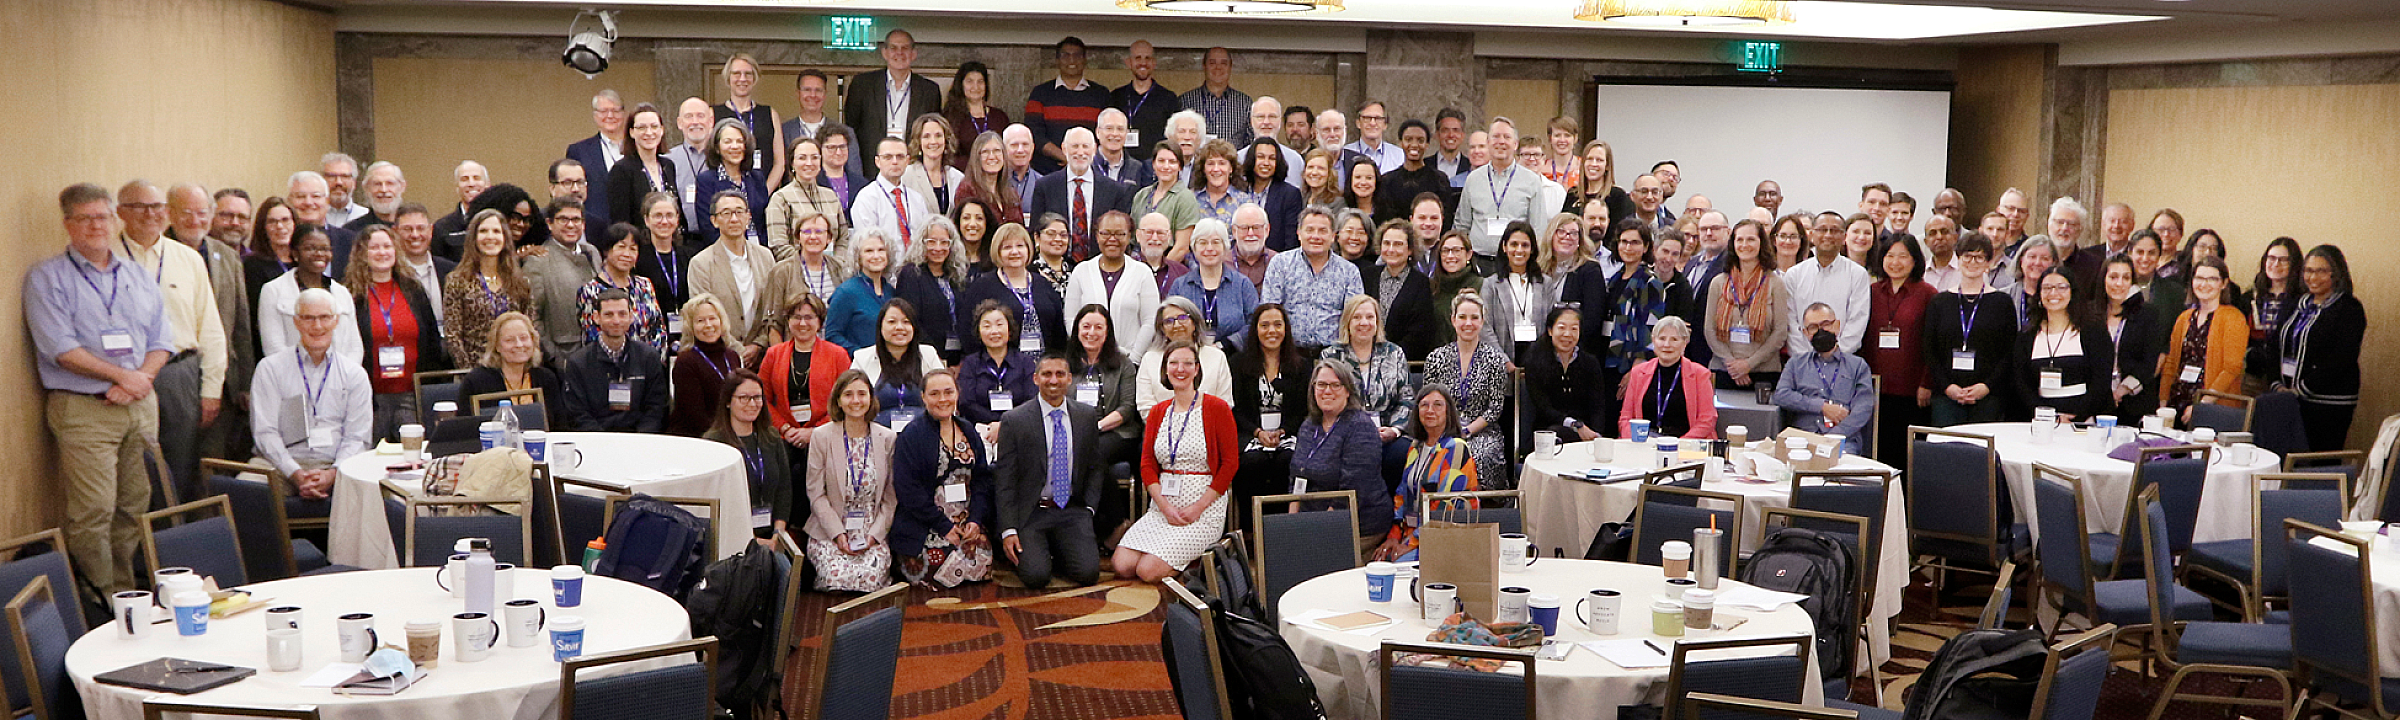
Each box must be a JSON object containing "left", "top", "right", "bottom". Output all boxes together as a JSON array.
[
  {"left": 1944, "top": 422, "right": 2280, "bottom": 544},
  {"left": 67, "top": 568, "right": 691, "bottom": 720},
  {"left": 1517, "top": 439, "right": 1908, "bottom": 667},
  {"left": 2326, "top": 536, "right": 2400, "bottom": 677},
  {"left": 1279, "top": 559, "right": 1822, "bottom": 720},
  {"left": 328, "top": 432, "right": 750, "bottom": 569}
]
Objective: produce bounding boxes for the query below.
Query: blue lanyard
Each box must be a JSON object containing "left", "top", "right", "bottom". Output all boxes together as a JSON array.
[
  {"left": 1488, "top": 166, "right": 1514, "bottom": 212},
  {"left": 120, "top": 239, "right": 163, "bottom": 284},
  {"left": 986, "top": 357, "right": 1008, "bottom": 385},
  {"left": 1303, "top": 418, "right": 1338, "bottom": 464},
  {"left": 295, "top": 349, "right": 333, "bottom": 421},
  {"left": 373, "top": 283, "right": 401, "bottom": 345},
  {"left": 695, "top": 347, "right": 731, "bottom": 381},
  {"left": 741, "top": 441, "right": 766, "bottom": 486},
  {"left": 1957, "top": 294, "right": 1983, "bottom": 350},
  {"left": 74, "top": 257, "right": 124, "bottom": 318},
  {"left": 1814, "top": 355, "right": 1840, "bottom": 396},
  {"left": 655, "top": 248, "right": 681, "bottom": 294},
  {"left": 1167, "top": 400, "right": 1199, "bottom": 467},
  {"left": 1126, "top": 88, "right": 1155, "bottom": 122},
  {"left": 1653, "top": 362, "right": 1683, "bottom": 420}
]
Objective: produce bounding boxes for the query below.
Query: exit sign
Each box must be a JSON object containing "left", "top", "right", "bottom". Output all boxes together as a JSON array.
[
  {"left": 1738, "top": 41, "right": 1782, "bottom": 73},
  {"left": 826, "top": 16, "right": 877, "bottom": 51}
]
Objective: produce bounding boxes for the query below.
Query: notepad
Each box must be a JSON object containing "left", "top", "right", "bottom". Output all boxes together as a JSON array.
[
  {"left": 1286, "top": 608, "right": 1399, "bottom": 635},
  {"left": 1579, "top": 639, "right": 1672, "bottom": 669}
]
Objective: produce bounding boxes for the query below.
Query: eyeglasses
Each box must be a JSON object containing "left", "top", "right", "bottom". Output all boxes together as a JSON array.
[
  {"left": 120, "top": 203, "right": 167, "bottom": 213},
  {"left": 554, "top": 179, "right": 587, "bottom": 187},
  {"left": 1358, "top": 115, "right": 1387, "bottom": 123},
  {"left": 2302, "top": 267, "right": 2333, "bottom": 276},
  {"left": 551, "top": 216, "right": 585, "bottom": 225},
  {"left": 714, "top": 209, "right": 750, "bottom": 219},
  {"left": 732, "top": 393, "right": 766, "bottom": 403},
  {"left": 65, "top": 214, "right": 112, "bottom": 224},
  {"left": 1312, "top": 381, "right": 1345, "bottom": 389}
]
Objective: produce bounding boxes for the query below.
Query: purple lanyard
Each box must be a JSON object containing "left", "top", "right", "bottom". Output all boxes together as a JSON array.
[
  {"left": 373, "top": 284, "right": 401, "bottom": 345},
  {"left": 75, "top": 259, "right": 123, "bottom": 317},
  {"left": 120, "top": 239, "right": 163, "bottom": 284},
  {"left": 1304, "top": 419, "right": 1337, "bottom": 464},
  {"left": 1814, "top": 355, "right": 1840, "bottom": 395},
  {"left": 695, "top": 348, "right": 730, "bottom": 381},
  {"left": 656, "top": 248, "right": 681, "bottom": 293},
  {"left": 1653, "top": 364, "right": 1682, "bottom": 420},
  {"left": 1956, "top": 294, "right": 1983, "bottom": 350},
  {"left": 843, "top": 432, "right": 870, "bottom": 495},
  {"left": 1488, "top": 166, "right": 1514, "bottom": 212},
  {"left": 1167, "top": 402, "right": 1199, "bottom": 466},
  {"left": 295, "top": 349, "right": 333, "bottom": 421},
  {"left": 2284, "top": 300, "right": 2324, "bottom": 357}
]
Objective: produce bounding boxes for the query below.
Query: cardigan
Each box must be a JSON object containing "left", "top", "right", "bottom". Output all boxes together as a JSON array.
[
  {"left": 758, "top": 337, "right": 850, "bottom": 432},
  {"left": 2014, "top": 321, "right": 2117, "bottom": 419},
  {"left": 604, "top": 151, "right": 680, "bottom": 235},
  {"left": 1523, "top": 346, "right": 1609, "bottom": 438},
  {"left": 1060, "top": 258, "right": 1161, "bottom": 353},
  {"left": 822, "top": 273, "right": 896, "bottom": 351},
  {"left": 887, "top": 414, "right": 994, "bottom": 557},
  {"left": 956, "top": 350, "right": 1040, "bottom": 426},
  {"left": 956, "top": 270, "right": 1069, "bottom": 356},
  {"left": 1073, "top": 351, "right": 1146, "bottom": 441},
  {"left": 2158, "top": 304, "right": 2250, "bottom": 408},
  {"left": 1864, "top": 280, "right": 1937, "bottom": 397},
  {"left": 1291, "top": 409, "right": 1392, "bottom": 539},
  {"left": 1619, "top": 358, "right": 1719, "bottom": 439},
  {"left": 1139, "top": 393, "right": 1241, "bottom": 496},
  {"left": 803, "top": 422, "right": 898, "bottom": 544},
  {"left": 1368, "top": 265, "right": 1442, "bottom": 359}
]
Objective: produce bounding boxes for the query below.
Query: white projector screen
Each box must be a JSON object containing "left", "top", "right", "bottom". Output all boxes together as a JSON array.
[{"left": 1591, "top": 83, "right": 1951, "bottom": 232}]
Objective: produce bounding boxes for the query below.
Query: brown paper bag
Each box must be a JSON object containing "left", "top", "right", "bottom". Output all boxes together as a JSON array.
[{"left": 1417, "top": 520, "right": 1500, "bottom": 621}]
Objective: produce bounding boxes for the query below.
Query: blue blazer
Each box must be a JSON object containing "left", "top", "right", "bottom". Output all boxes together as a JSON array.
[
  {"left": 888, "top": 414, "right": 994, "bottom": 558},
  {"left": 693, "top": 165, "right": 768, "bottom": 247},
  {"left": 564, "top": 133, "right": 617, "bottom": 229},
  {"left": 822, "top": 274, "right": 896, "bottom": 351}
]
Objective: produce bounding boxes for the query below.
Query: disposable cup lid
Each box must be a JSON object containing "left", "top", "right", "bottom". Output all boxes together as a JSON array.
[
  {"left": 552, "top": 565, "right": 585, "bottom": 579},
  {"left": 551, "top": 615, "right": 586, "bottom": 631}
]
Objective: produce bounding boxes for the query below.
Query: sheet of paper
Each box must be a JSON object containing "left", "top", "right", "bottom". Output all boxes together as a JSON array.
[
  {"left": 1713, "top": 586, "right": 1810, "bottom": 611},
  {"left": 299, "top": 662, "right": 363, "bottom": 688},
  {"left": 1579, "top": 639, "right": 1672, "bottom": 669}
]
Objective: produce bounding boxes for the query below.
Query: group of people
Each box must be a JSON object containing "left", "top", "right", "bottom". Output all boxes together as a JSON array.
[{"left": 32, "top": 27, "right": 2365, "bottom": 601}]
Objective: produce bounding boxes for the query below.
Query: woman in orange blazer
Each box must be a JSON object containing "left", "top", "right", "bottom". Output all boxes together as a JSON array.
[
  {"left": 1618, "top": 316, "right": 1720, "bottom": 439},
  {"left": 2157, "top": 256, "right": 2250, "bottom": 423},
  {"left": 758, "top": 293, "right": 852, "bottom": 451}
]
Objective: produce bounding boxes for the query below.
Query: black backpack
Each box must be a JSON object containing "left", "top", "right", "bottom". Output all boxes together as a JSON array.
[
  {"left": 1737, "top": 527, "right": 1856, "bottom": 681},
  {"left": 1901, "top": 628, "right": 2048, "bottom": 720},
  {"left": 593, "top": 494, "right": 711, "bottom": 600},
  {"left": 1209, "top": 600, "right": 1330, "bottom": 720},
  {"left": 684, "top": 543, "right": 787, "bottom": 719},
  {"left": 1208, "top": 540, "right": 1264, "bottom": 621}
]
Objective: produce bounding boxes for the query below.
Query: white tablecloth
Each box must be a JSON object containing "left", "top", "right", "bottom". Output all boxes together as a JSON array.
[
  {"left": 1518, "top": 440, "right": 1908, "bottom": 668},
  {"left": 329, "top": 432, "right": 751, "bottom": 569},
  {"left": 68, "top": 568, "right": 691, "bottom": 720},
  {"left": 1279, "top": 559, "right": 1822, "bottom": 720},
  {"left": 1943, "top": 423, "right": 2279, "bottom": 543}
]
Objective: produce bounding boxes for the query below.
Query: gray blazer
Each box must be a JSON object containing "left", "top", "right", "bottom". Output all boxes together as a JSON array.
[
  {"left": 522, "top": 239, "right": 599, "bottom": 360},
  {"left": 1480, "top": 272, "right": 1556, "bottom": 350}
]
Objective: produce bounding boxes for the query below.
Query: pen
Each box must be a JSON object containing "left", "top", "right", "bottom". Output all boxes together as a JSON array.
[{"left": 1643, "top": 640, "right": 1667, "bottom": 656}]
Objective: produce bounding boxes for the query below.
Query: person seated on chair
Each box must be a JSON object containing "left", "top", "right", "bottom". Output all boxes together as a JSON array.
[
  {"left": 558, "top": 289, "right": 671, "bottom": 433},
  {"left": 457, "top": 311, "right": 563, "bottom": 410},
  {"left": 251, "top": 288, "right": 373, "bottom": 499},
  {"left": 1372, "top": 385, "right": 1478, "bottom": 562},
  {"left": 994, "top": 351, "right": 1106, "bottom": 589},
  {"left": 1617, "top": 315, "right": 1717, "bottom": 439},
  {"left": 1773, "top": 302, "right": 1876, "bottom": 456}
]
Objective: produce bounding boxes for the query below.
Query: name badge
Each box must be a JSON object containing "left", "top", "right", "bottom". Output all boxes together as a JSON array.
[
  {"left": 888, "top": 407, "right": 919, "bottom": 432},
  {"left": 307, "top": 425, "right": 336, "bottom": 451},
  {"left": 1602, "top": 321, "right": 1618, "bottom": 336},
  {"left": 790, "top": 403, "right": 812, "bottom": 423},
  {"left": 101, "top": 329, "right": 135, "bottom": 357},
  {"left": 682, "top": 185, "right": 697, "bottom": 206},
  {"left": 1161, "top": 473, "right": 1182, "bottom": 498},
  {"left": 844, "top": 511, "right": 865, "bottom": 532},
  {"left": 988, "top": 390, "right": 1014, "bottom": 412},
  {"left": 1513, "top": 322, "right": 1537, "bottom": 342},
  {"left": 1260, "top": 412, "right": 1282, "bottom": 432},
  {"left": 1482, "top": 218, "right": 1508, "bottom": 237},
  {"left": 1019, "top": 336, "right": 1042, "bottom": 353},
  {"left": 2281, "top": 359, "right": 2299, "bottom": 379},
  {"left": 750, "top": 506, "right": 773, "bottom": 530},
  {"left": 377, "top": 345, "right": 407, "bottom": 379},
  {"left": 2039, "top": 370, "right": 2064, "bottom": 391},
  {"left": 666, "top": 312, "right": 684, "bottom": 336},
  {"left": 943, "top": 482, "right": 968, "bottom": 504},
  {"left": 1877, "top": 330, "right": 1900, "bottom": 349},
  {"left": 1074, "top": 380, "right": 1102, "bottom": 407},
  {"left": 944, "top": 336, "right": 961, "bottom": 351},
  {"left": 1729, "top": 326, "right": 1753, "bottom": 345},
  {"left": 608, "top": 382, "right": 633, "bottom": 410},
  {"left": 1950, "top": 351, "right": 1976, "bottom": 372},
  {"left": 1289, "top": 477, "right": 1308, "bottom": 495}
]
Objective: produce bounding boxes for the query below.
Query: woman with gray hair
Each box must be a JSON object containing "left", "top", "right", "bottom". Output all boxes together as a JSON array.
[
  {"left": 895, "top": 214, "right": 971, "bottom": 362},
  {"left": 1615, "top": 314, "right": 1718, "bottom": 438},
  {"left": 823, "top": 226, "right": 899, "bottom": 350},
  {"left": 1290, "top": 356, "right": 1391, "bottom": 557},
  {"left": 1165, "top": 216, "right": 1260, "bottom": 349}
]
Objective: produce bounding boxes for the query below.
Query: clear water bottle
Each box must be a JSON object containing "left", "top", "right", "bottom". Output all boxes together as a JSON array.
[{"left": 496, "top": 399, "right": 523, "bottom": 450}]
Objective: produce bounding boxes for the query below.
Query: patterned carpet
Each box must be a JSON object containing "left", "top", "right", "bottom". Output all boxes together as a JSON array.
[{"left": 776, "top": 569, "right": 2291, "bottom": 720}]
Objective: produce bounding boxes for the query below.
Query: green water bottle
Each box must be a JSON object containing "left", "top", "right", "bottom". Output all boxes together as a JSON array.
[{"left": 581, "top": 538, "right": 605, "bottom": 572}]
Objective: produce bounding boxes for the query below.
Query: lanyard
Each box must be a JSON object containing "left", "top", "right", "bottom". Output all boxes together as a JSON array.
[
  {"left": 1006, "top": 276, "right": 1042, "bottom": 338},
  {"left": 843, "top": 431, "right": 870, "bottom": 495},
  {"left": 1303, "top": 417, "right": 1338, "bottom": 465},
  {"left": 2042, "top": 326, "right": 2076, "bottom": 359},
  {"left": 75, "top": 257, "right": 124, "bottom": 318},
  {"left": 1509, "top": 275, "right": 1533, "bottom": 321},
  {"left": 120, "top": 239, "right": 163, "bottom": 284},
  {"left": 695, "top": 346, "right": 731, "bottom": 381},
  {"left": 1956, "top": 294, "right": 1983, "bottom": 350},
  {"left": 655, "top": 248, "right": 681, "bottom": 294},
  {"left": 373, "top": 283, "right": 402, "bottom": 344},
  {"left": 2284, "top": 298, "right": 2325, "bottom": 358},
  {"left": 1654, "top": 362, "right": 1683, "bottom": 420},
  {"left": 1487, "top": 166, "right": 1514, "bottom": 214},
  {"left": 1126, "top": 88, "right": 1155, "bottom": 123},
  {"left": 295, "top": 349, "right": 334, "bottom": 423},
  {"left": 1167, "top": 400, "right": 1199, "bottom": 467},
  {"left": 934, "top": 273, "right": 956, "bottom": 309},
  {"left": 1813, "top": 355, "right": 1839, "bottom": 395},
  {"left": 804, "top": 259, "right": 832, "bottom": 297},
  {"left": 986, "top": 357, "right": 1008, "bottom": 385},
  {"left": 1199, "top": 285, "right": 1222, "bottom": 327}
]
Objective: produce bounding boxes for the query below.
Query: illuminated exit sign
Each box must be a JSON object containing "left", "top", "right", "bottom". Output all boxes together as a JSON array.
[
  {"left": 1738, "top": 41, "right": 1782, "bottom": 73},
  {"left": 826, "top": 16, "right": 877, "bottom": 51}
]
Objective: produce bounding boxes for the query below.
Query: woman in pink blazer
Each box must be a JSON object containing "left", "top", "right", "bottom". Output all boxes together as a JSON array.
[{"left": 1618, "top": 316, "right": 1719, "bottom": 439}]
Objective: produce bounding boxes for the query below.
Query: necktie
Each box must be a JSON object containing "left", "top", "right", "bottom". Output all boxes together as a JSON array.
[
  {"left": 891, "top": 187, "right": 912, "bottom": 248},
  {"left": 1071, "top": 178, "right": 1090, "bottom": 259},
  {"left": 1047, "top": 409, "right": 1071, "bottom": 506}
]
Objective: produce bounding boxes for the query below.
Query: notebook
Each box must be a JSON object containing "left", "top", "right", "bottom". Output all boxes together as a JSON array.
[{"left": 94, "top": 658, "right": 256, "bottom": 694}]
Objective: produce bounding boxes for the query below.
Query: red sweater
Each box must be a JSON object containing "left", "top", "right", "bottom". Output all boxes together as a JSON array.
[
  {"left": 1139, "top": 394, "right": 1240, "bottom": 494},
  {"left": 1867, "top": 280, "right": 1936, "bottom": 395}
]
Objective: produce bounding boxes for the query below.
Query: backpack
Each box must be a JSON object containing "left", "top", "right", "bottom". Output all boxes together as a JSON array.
[
  {"left": 1900, "top": 628, "right": 2048, "bottom": 720},
  {"left": 684, "top": 544, "right": 788, "bottom": 719},
  {"left": 1208, "top": 599, "right": 1330, "bottom": 720},
  {"left": 1207, "top": 539, "right": 1264, "bottom": 621},
  {"left": 593, "top": 494, "right": 710, "bottom": 599},
  {"left": 1737, "top": 527, "right": 1856, "bottom": 681}
]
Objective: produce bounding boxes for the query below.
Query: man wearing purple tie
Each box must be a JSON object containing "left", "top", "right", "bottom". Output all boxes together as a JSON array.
[{"left": 994, "top": 351, "right": 1104, "bottom": 588}]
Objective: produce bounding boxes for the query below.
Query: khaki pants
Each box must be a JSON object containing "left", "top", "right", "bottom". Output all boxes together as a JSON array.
[{"left": 48, "top": 391, "right": 158, "bottom": 593}]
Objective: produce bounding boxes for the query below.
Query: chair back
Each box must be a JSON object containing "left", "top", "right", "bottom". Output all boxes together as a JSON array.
[
  {"left": 385, "top": 479, "right": 533, "bottom": 567},
  {"left": 2253, "top": 474, "right": 2345, "bottom": 600},
  {"left": 1422, "top": 489, "right": 1521, "bottom": 535},
  {"left": 2188, "top": 390, "right": 2254, "bottom": 433},
  {"left": 1252, "top": 490, "right": 1360, "bottom": 621},
  {"left": 2030, "top": 625, "right": 2118, "bottom": 720},
  {"left": 2128, "top": 444, "right": 2211, "bottom": 556},
  {"left": 765, "top": 531, "right": 808, "bottom": 686},
  {"left": 1661, "top": 634, "right": 1814, "bottom": 720},
  {"left": 2283, "top": 520, "right": 2389, "bottom": 717},
  {"left": 2248, "top": 391, "right": 2309, "bottom": 456},
  {"left": 202, "top": 460, "right": 298, "bottom": 582},
  {"left": 142, "top": 700, "right": 320, "bottom": 720},
  {"left": 2281, "top": 451, "right": 2365, "bottom": 503},
  {"left": 1907, "top": 427, "right": 2004, "bottom": 564},
  {"left": 140, "top": 495, "right": 248, "bottom": 587},
  {"left": 548, "top": 475, "right": 626, "bottom": 568},
  {"left": 2133, "top": 486, "right": 2187, "bottom": 658},
  {"left": 1646, "top": 462, "right": 1707, "bottom": 498},
  {"left": 2029, "top": 464, "right": 2098, "bottom": 609},
  {"left": 0, "top": 533, "right": 78, "bottom": 719},
  {"left": 1679, "top": 694, "right": 1858, "bottom": 720},
  {"left": 603, "top": 494, "right": 719, "bottom": 563},
  {"left": 412, "top": 368, "right": 470, "bottom": 427},
  {"left": 1161, "top": 579, "right": 1233, "bottom": 720},
  {"left": 558, "top": 637, "right": 718, "bottom": 720},
  {"left": 1979, "top": 561, "right": 2018, "bottom": 630},
  {"left": 807, "top": 583, "right": 908, "bottom": 720},
  {"left": 470, "top": 388, "right": 545, "bottom": 417},
  {"left": 1631, "top": 484, "right": 1741, "bottom": 576},
  {"left": 1378, "top": 641, "right": 1536, "bottom": 720},
  {"left": 1788, "top": 469, "right": 1891, "bottom": 559},
  {"left": 4, "top": 576, "right": 74, "bottom": 720}
]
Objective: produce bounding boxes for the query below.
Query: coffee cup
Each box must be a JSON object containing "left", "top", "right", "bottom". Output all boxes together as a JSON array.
[
  {"left": 549, "top": 441, "right": 583, "bottom": 471},
  {"left": 452, "top": 612, "right": 500, "bottom": 662},
  {"left": 437, "top": 553, "right": 470, "bottom": 597},
  {"left": 338, "top": 613, "right": 380, "bottom": 663},
  {"left": 112, "top": 591, "right": 153, "bottom": 638},
  {"left": 550, "top": 615, "right": 587, "bottom": 662},
  {"left": 552, "top": 565, "right": 586, "bottom": 607},
  {"left": 266, "top": 628, "right": 304, "bottom": 672},
  {"left": 1661, "top": 540, "right": 1692, "bottom": 578},
  {"left": 523, "top": 430, "right": 549, "bottom": 463},
  {"left": 1629, "top": 419, "right": 1653, "bottom": 443},
  {"left": 504, "top": 599, "right": 547, "bottom": 648},
  {"left": 264, "top": 605, "right": 303, "bottom": 633},
  {"left": 1575, "top": 589, "right": 1622, "bottom": 635},
  {"left": 152, "top": 567, "right": 194, "bottom": 605},
  {"left": 432, "top": 401, "right": 458, "bottom": 422},
  {"left": 399, "top": 424, "right": 425, "bottom": 461},
  {"left": 1528, "top": 594, "right": 1561, "bottom": 637},
  {"left": 1666, "top": 577, "right": 1698, "bottom": 600},
  {"left": 1498, "top": 533, "right": 1539, "bottom": 572},
  {"left": 1533, "top": 430, "right": 1558, "bottom": 457},
  {"left": 1365, "top": 562, "right": 1395, "bottom": 603},
  {"left": 171, "top": 591, "right": 210, "bottom": 637},
  {"left": 1415, "top": 583, "right": 1458, "bottom": 623},
  {"left": 1496, "top": 586, "right": 1531, "bottom": 624}
]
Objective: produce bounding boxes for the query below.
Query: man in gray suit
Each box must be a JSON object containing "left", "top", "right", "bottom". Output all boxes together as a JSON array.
[
  {"left": 197, "top": 187, "right": 257, "bottom": 460},
  {"left": 522, "top": 199, "right": 601, "bottom": 364},
  {"left": 994, "top": 351, "right": 1105, "bottom": 588}
]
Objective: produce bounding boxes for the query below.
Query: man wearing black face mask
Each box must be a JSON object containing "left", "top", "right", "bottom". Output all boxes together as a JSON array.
[{"left": 1773, "top": 302, "right": 1876, "bottom": 455}]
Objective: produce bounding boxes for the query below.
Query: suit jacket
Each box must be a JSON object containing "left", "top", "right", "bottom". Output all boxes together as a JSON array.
[
  {"left": 1026, "top": 170, "right": 1133, "bottom": 259},
  {"left": 686, "top": 241, "right": 779, "bottom": 345},
  {"left": 841, "top": 69, "right": 944, "bottom": 150},
  {"left": 993, "top": 398, "right": 1104, "bottom": 535},
  {"left": 566, "top": 133, "right": 622, "bottom": 228},
  {"left": 194, "top": 236, "right": 256, "bottom": 398},
  {"left": 522, "top": 239, "right": 600, "bottom": 359},
  {"left": 604, "top": 151, "right": 678, "bottom": 234}
]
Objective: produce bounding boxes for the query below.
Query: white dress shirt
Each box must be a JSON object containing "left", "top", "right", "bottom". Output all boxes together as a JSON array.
[
  {"left": 1780, "top": 255, "right": 1873, "bottom": 356},
  {"left": 250, "top": 346, "right": 373, "bottom": 476},
  {"left": 847, "top": 176, "right": 932, "bottom": 253}
]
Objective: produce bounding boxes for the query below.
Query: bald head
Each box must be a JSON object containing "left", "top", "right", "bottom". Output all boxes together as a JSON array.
[
  {"left": 677, "top": 97, "right": 715, "bottom": 148},
  {"left": 1003, "top": 124, "right": 1035, "bottom": 171}
]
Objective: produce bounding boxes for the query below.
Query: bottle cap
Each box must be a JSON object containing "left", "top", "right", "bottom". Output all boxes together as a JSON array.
[{"left": 587, "top": 538, "right": 607, "bottom": 550}]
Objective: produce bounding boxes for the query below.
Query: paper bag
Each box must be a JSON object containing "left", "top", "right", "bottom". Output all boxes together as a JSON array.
[{"left": 1417, "top": 520, "right": 1500, "bottom": 621}]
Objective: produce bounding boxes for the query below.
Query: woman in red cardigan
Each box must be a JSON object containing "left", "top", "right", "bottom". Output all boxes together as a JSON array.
[
  {"left": 1113, "top": 342, "right": 1240, "bottom": 583},
  {"left": 758, "top": 293, "right": 851, "bottom": 465},
  {"left": 1618, "top": 316, "right": 1719, "bottom": 439}
]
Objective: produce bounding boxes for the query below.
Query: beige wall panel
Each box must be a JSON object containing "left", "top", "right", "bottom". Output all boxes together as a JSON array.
[
  {"left": 374, "top": 58, "right": 657, "bottom": 194},
  {"left": 1948, "top": 45, "right": 2045, "bottom": 211},
  {"left": 1485, "top": 79, "right": 1562, "bottom": 140}
]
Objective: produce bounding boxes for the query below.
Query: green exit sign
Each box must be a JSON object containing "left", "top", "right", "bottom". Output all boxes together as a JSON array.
[
  {"left": 1738, "top": 41, "right": 1782, "bottom": 73},
  {"left": 826, "top": 16, "right": 877, "bottom": 51}
]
